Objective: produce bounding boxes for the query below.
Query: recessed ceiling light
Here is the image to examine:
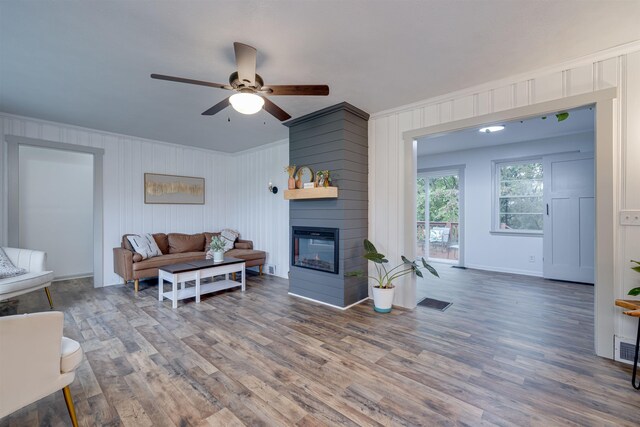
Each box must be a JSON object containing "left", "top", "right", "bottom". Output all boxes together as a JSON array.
[{"left": 479, "top": 125, "right": 505, "bottom": 133}]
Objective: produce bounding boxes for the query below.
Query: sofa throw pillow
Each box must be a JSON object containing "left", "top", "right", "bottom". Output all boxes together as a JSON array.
[
  {"left": 0, "top": 247, "right": 27, "bottom": 279},
  {"left": 220, "top": 229, "right": 239, "bottom": 252},
  {"left": 126, "top": 234, "right": 163, "bottom": 260}
]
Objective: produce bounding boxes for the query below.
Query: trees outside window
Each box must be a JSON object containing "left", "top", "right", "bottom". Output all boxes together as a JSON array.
[
  {"left": 417, "top": 176, "right": 459, "bottom": 223},
  {"left": 495, "top": 161, "right": 543, "bottom": 232},
  {"left": 417, "top": 175, "right": 459, "bottom": 242}
]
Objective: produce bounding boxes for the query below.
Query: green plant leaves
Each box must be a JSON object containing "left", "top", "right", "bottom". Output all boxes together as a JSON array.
[
  {"left": 364, "top": 239, "right": 387, "bottom": 263},
  {"left": 556, "top": 112, "right": 569, "bottom": 122},
  {"left": 629, "top": 261, "right": 640, "bottom": 295},
  {"left": 421, "top": 258, "right": 440, "bottom": 277},
  {"left": 355, "top": 240, "right": 440, "bottom": 284},
  {"left": 364, "top": 252, "right": 387, "bottom": 264},
  {"left": 364, "top": 239, "right": 377, "bottom": 254}
]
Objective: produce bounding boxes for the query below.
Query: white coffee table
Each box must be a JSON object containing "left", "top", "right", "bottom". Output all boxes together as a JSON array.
[{"left": 158, "top": 257, "right": 245, "bottom": 308}]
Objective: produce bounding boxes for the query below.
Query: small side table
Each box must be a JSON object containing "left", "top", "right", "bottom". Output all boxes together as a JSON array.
[{"left": 615, "top": 299, "right": 640, "bottom": 389}]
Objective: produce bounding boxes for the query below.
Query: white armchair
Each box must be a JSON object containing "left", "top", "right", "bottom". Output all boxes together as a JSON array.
[
  {"left": 0, "top": 311, "right": 83, "bottom": 426},
  {"left": 0, "top": 247, "right": 55, "bottom": 308}
]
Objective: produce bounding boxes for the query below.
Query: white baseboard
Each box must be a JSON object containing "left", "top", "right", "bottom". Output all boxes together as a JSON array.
[
  {"left": 464, "top": 263, "right": 543, "bottom": 277},
  {"left": 53, "top": 273, "right": 93, "bottom": 282},
  {"left": 288, "top": 292, "right": 370, "bottom": 310}
]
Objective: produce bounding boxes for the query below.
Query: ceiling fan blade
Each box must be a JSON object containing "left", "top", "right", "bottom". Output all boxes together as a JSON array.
[
  {"left": 202, "top": 97, "right": 230, "bottom": 116},
  {"left": 262, "top": 97, "right": 291, "bottom": 121},
  {"left": 261, "top": 85, "right": 329, "bottom": 96},
  {"left": 151, "top": 74, "right": 231, "bottom": 90},
  {"left": 233, "top": 42, "right": 257, "bottom": 86}
]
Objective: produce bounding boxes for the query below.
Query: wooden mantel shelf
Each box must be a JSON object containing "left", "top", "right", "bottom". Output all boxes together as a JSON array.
[{"left": 284, "top": 187, "right": 338, "bottom": 200}]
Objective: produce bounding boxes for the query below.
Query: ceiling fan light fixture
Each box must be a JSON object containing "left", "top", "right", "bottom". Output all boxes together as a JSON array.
[{"left": 229, "top": 93, "right": 264, "bottom": 115}]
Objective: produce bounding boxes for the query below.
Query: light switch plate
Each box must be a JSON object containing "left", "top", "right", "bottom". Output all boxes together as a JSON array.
[{"left": 620, "top": 210, "right": 640, "bottom": 225}]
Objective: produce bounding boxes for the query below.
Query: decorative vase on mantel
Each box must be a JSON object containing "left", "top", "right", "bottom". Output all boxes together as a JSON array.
[{"left": 285, "top": 165, "right": 297, "bottom": 190}]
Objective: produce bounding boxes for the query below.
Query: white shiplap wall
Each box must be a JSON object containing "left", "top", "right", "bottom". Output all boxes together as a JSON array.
[
  {"left": 369, "top": 40, "right": 640, "bottom": 343},
  {"left": 228, "top": 140, "right": 290, "bottom": 278},
  {"left": 0, "top": 113, "right": 290, "bottom": 285}
]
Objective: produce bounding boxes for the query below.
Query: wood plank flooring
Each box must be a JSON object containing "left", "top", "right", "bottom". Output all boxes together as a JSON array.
[{"left": 1, "top": 267, "right": 639, "bottom": 426}]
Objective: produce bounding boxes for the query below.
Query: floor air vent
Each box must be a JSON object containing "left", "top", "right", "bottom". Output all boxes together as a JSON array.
[
  {"left": 620, "top": 341, "right": 636, "bottom": 362},
  {"left": 615, "top": 336, "right": 639, "bottom": 365}
]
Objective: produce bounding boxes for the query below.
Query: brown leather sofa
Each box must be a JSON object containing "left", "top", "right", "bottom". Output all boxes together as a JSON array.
[{"left": 113, "top": 232, "right": 266, "bottom": 292}]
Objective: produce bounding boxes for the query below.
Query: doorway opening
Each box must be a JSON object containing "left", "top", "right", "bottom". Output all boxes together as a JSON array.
[
  {"left": 414, "top": 104, "right": 597, "bottom": 346},
  {"left": 18, "top": 145, "right": 94, "bottom": 280},
  {"left": 7, "top": 136, "right": 105, "bottom": 287},
  {"left": 403, "top": 89, "right": 616, "bottom": 358}
]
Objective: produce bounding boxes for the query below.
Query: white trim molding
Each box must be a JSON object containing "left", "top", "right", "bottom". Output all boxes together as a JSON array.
[{"left": 288, "top": 292, "right": 370, "bottom": 311}]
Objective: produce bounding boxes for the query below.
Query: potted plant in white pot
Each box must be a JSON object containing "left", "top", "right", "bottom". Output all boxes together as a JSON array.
[
  {"left": 208, "top": 236, "right": 226, "bottom": 262},
  {"left": 349, "top": 239, "right": 438, "bottom": 313}
]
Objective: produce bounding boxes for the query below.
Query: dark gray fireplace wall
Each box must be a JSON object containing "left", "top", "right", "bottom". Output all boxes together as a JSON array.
[{"left": 285, "top": 102, "right": 369, "bottom": 307}]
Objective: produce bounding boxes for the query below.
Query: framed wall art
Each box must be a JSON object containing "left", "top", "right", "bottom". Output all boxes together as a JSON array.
[{"left": 144, "top": 173, "right": 205, "bottom": 204}]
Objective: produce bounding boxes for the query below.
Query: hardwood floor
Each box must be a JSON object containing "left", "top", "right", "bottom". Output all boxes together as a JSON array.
[{"left": 1, "top": 267, "right": 639, "bottom": 426}]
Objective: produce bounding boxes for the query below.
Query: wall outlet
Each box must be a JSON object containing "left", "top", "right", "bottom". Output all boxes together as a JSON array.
[
  {"left": 267, "top": 264, "right": 276, "bottom": 275},
  {"left": 620, "top": 210, "right": 640, "bottom": 226},
  {"left": 529, "top": 256, "right": 535, "bottom": 263}
]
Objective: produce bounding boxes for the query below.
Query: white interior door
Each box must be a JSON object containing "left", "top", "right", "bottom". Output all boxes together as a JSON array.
[{"left": 543, "top": 152, "right": 594, "bottom": 283}]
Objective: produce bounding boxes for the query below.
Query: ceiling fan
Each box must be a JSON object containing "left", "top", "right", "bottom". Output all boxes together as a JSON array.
[{"left": 151, "top": 42, "right": 330, "bottom": 121}]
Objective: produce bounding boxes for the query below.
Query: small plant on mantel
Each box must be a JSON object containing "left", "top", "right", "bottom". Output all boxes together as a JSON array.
[
  {"left": 315, "top": 170, "right": 332, "bottom": 187},
  {"left": 347, "top": 239, "right": 438, "bottom": 313},
  {"left": 628, "top": 260, "right": 640, "bottom": 296}
]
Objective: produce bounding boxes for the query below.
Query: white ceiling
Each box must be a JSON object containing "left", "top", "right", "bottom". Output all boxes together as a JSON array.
[
  {"left": 1, "top": 1, "right": 639, "bottom": 152},
  {"left": 417, "top": 106, "right": 594, "bottom": 156}
]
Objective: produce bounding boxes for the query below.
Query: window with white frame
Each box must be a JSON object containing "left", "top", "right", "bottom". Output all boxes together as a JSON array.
[{"left": 494, "top": 160, "right": 543, "bottom": 233}]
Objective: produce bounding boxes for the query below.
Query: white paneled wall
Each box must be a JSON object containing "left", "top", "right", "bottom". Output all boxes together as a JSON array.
[
  {"left": 0, "top": 113, "right": 290, "bottom": 285},
  {"left": 369, "top": 41, "right": 640, "bottom": 345},
  {"left": 228, "top": 140, "right": 289, "bottom": 278}
]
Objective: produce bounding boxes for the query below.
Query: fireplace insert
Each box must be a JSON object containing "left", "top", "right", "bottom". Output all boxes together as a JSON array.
[{"left": 291, "top": 227, "right": 339, "bottom": 274}]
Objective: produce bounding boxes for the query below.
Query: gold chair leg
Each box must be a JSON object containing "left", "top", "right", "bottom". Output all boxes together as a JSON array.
[
  {"left": 62, "top": 385, "right": 79, "bottom": 427},
  {"left": 134, "top": 279, "right": 139, "bottom": 293},
  {"left": 44, "top": 287, "right": 54, "bottom": 309},
  {"left": 232, "top": 272, "right": 236, "bottom": 281},
  {"left": 259, "top": 265, "right": 263, "bottom": 276}
]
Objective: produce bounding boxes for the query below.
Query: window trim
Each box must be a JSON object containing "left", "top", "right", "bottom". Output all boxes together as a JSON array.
[{"left": 491, "top": 156, "right": 544, "bottom": 236}]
